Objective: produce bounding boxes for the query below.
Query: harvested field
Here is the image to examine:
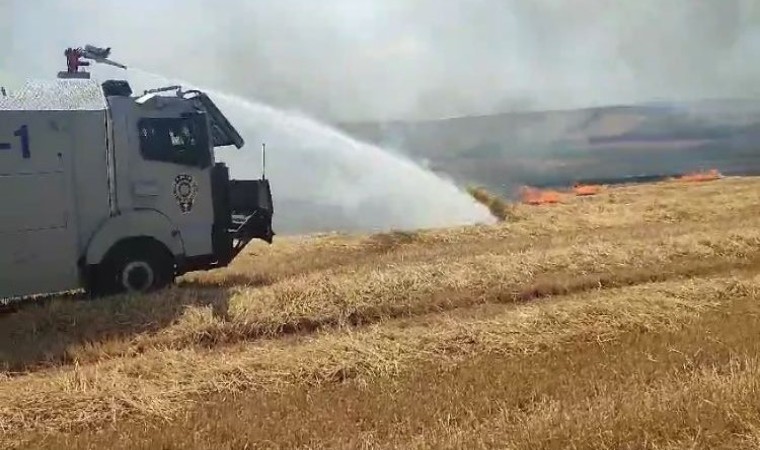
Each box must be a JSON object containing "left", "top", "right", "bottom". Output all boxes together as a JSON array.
[{"left": 3, "top": 177, "right": 760, "bottom": 449}]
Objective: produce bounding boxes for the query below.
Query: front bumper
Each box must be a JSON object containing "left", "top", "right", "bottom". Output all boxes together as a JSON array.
[{"left": 211, "top": 163, "right": 275, "bottom": 266}]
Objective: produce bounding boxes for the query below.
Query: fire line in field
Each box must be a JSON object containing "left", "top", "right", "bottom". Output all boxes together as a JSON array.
[
  {"left": 516, "top": 169, "right": 724, "bottom": 207},
  {"left": 573, "top": 183, "right": 603, "bottom": 197},
  {"left": 520, "top": 183, "right": 604, "bottom": 205},
  {"left": 520, "top": 187, "right": 563, "bottom": 205},
  {"left": 675, "top": 169, "right": 722, "bottom": 183}
]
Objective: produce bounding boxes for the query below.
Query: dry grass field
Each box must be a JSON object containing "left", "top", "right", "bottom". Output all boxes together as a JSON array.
[{"left": 3, "top": 176, "right": 760, "bottom": 449}]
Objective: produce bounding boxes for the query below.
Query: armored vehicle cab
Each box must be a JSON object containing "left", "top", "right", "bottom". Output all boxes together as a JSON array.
[{"left": 0, "top": 71, "right": 273, "bottom": 299}]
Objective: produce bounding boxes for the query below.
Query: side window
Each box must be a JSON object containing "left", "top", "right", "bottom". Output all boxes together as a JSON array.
[{"left": 137, "top": 113, "right": 211, "bottom": 168}]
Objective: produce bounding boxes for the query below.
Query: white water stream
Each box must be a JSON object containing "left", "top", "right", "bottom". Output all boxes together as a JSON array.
[{"left": 126, "top": 69, "right": 495, "bottom": 234}]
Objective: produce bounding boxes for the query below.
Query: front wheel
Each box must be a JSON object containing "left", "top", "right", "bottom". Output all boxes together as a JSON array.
[{"left": 90, "top": 240, "right": 175, "bottom": 297}]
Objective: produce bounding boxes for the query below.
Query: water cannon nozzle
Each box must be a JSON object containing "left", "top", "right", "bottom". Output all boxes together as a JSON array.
[{"left": 58, "top": 44, "right": 127, "bottom": 79}]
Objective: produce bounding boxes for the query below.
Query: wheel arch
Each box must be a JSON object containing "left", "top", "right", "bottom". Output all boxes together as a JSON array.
[
  {"left": 100, "top": 235, "right": 175, "bottom": 267},
  {"left": 86, "top": 234, "right": 177, "bottom": 297},
  {"left": 85, "top": 210, "right": 185, "bottom": 267}
]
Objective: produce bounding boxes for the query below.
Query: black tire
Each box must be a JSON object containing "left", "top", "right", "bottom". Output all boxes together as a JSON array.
[{"left": 90, "top": 239, "right": 175, "bottom": 297}]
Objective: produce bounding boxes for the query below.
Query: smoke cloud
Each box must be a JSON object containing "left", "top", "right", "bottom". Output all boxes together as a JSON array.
[{"left": 4, "top": 0, "right": 760, "bottom": 121}]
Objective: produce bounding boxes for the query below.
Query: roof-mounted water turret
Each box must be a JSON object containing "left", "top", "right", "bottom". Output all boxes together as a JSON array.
[
  {"left": 58, "top": 45, "right": 127, "bottom": 79},
  {"left": 52, "top": 45, "right": 244, "bottom": 149}
]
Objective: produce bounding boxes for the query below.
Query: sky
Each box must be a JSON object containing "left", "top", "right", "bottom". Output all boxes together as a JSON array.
[{"left": 3, "top": 0, "right": 760, "bottom": 121}]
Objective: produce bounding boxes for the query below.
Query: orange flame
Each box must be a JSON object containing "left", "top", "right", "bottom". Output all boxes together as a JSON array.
[
  {"left": 520, "top": 186, "right": 562, "bottom": 205},
  {"left": 676, "top": 169, "right": 722, "bottom": 183},
  {"left": 573, "top": 183, "right": 603, "bottom": 196}
]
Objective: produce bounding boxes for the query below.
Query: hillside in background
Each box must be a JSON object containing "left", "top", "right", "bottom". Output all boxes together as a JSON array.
[{"left": 337, "top": 99, "right": 760, "bottom": 195}]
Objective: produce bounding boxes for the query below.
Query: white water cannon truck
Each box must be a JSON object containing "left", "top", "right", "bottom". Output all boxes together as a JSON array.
[{"left": 0, "top": 46, "right": 274, "bottom": 299}]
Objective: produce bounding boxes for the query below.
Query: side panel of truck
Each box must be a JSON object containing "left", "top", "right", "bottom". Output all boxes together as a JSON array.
[
  {"left": 108, "top": 97, "right": 215, "bottom": 259},
  {"left": 0, "top": 111, "right": 80, "bottom": 297},
  {"left": 69, "top": 110, "right": 113, "bottom": 248}
]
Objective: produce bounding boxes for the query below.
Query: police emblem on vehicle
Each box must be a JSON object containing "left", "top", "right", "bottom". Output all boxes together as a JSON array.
[{"left": 173, "top": 174, "right": 198, "bottom": 214}]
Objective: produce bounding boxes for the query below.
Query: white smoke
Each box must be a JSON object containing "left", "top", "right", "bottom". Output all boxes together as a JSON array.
[{"left": 4, "top": 0, "right": 760, "bottom": 121}]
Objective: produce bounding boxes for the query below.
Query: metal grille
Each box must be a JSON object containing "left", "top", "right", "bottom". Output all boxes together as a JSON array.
[{"left": 0, "top": 79, "right": 107, "bottom": 111}]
